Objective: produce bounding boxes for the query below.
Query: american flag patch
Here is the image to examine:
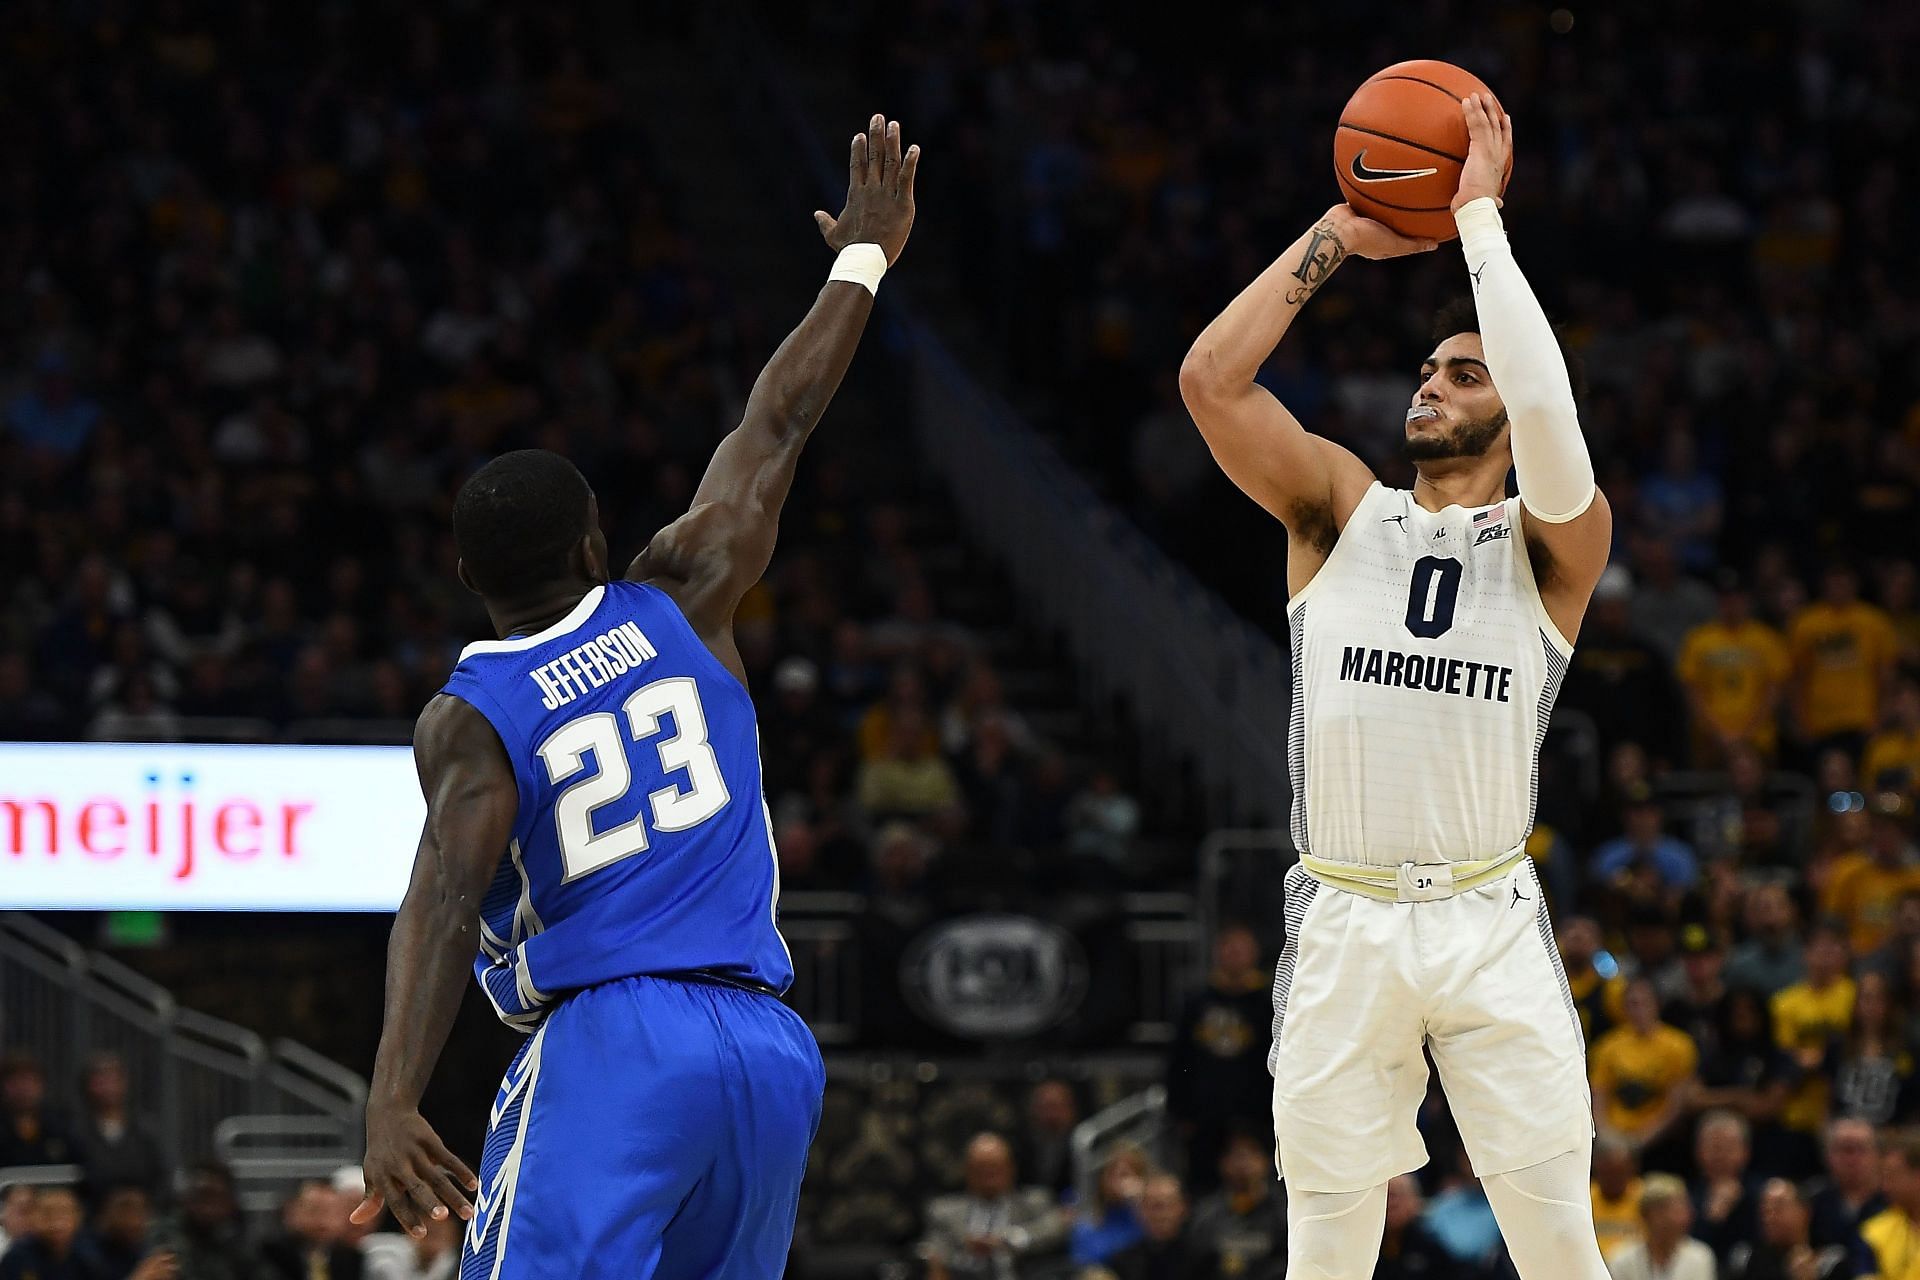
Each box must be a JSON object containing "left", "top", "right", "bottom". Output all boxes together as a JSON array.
[{"left": 1472, "top": 504, "right": 1505, "bottom": 527}]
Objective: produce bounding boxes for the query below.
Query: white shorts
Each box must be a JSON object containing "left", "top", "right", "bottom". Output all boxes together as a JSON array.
[{"left": 1267, "top": 857, "right": 1591, "bottom": 1192}]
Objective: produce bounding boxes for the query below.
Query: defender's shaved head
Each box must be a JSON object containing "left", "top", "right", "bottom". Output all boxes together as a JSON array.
[{"left": 453, "top": 450, "right": 596, "bottom": 599}]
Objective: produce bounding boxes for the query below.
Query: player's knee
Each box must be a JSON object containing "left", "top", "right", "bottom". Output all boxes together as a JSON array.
[
  {"left": 1510, "top": 1200, "right": 1595, "bottom": 1257},
  {"left": 1487, "top": 1156, "right": 1609, "bottom": 1275},
  {"left": 1501, "top": 1208, "right": 1609, "bottom": 1279},
  {"left": 1289, "top": 1228, "right": 1362, "bottom": 1279},
  {"left": 1286, "top": 1183, "right": 1386, "bottom": 1279}
]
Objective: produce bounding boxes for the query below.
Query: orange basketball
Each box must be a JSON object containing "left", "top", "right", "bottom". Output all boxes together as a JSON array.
[{"left": 1334, "top": 60, "right": 1513, "bottom": 242}]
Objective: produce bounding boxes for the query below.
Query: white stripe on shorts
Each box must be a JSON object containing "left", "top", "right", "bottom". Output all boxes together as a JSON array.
[{"left": 470, "top": 1019, "right": 548, "bottom": 1280}]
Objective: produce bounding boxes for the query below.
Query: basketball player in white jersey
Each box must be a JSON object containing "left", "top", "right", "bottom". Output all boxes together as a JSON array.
[{"left": 1179, "top": 96, "right": 1613, "bottom": 1279}]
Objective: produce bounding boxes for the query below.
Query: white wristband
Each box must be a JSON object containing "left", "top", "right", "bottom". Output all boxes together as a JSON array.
[
  {"left": 1453, "top": 196, "right": 1507, "bottom": 260},
  {"left": 827, "top": 243, "right": 887, "bottom": 296}
]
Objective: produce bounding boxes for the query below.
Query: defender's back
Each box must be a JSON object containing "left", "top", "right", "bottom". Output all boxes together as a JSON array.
[{"left": 439, "top": 580, "right": 791, "bottom": 1029}]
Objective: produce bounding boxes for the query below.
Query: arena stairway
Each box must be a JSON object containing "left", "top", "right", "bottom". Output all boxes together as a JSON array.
[
  {"left": 610, "top": 17, "right": 1204, "bottom": 853},
  {"left": 0, "top": 913, "right": 364, "bottom": 1223}
]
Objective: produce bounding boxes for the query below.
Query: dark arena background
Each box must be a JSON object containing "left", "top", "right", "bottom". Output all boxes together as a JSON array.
[{"left": 3, "top": 1, "right": 1919, "bottom": 1277}]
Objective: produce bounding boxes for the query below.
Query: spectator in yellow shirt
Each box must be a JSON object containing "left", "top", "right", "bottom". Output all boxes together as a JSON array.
[
  {"left": 1590, "top": 1136, "right": 1645, "bottom": 1263},
  {"left": 1677, "top": 572, "right": 1791, "bottom": 766},
  {"left": 1860, "top": 1137, "right": 1920, "bottom": 1280},
  {"left": 855, "top": 709, "right": 961, "bottom": 820},
  {"left": 1591, "top": 977, "right": 1699, "bottom": 1154},
  {"left": 857, "top": 665, "right": 940, "bottom": 762},
  {"left": 1825, "top": 794, "right": 1920, "bottom": 955},
  {"left": 1789, "top": 564, "right": 1896, "bottom": 758},
  {"left": 1771, "top": 926, "right": 1858, "bottom": 1140},
  {"left": 1863, "top": 677, "right": 1920, "bottom": 794},
  {"left": 1813, "top": 808, "right": 1873, "bottom": 922}
]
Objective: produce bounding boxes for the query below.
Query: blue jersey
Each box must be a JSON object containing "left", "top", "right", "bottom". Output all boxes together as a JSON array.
[{"left": 439, "top": 581, "right": 792, "bottom": 1030}]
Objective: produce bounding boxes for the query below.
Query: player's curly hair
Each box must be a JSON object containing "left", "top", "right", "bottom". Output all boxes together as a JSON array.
[
  {"left": 1431, "top": 296, "right": 1587, "bottom": 403},
  {"left": 453, "top": 449, "right": 593, "bottom": 598}
]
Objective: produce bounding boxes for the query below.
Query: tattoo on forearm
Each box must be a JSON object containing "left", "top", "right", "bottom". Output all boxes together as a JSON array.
[{"left": 1285, "top": 220, "right": 1348, "bottom": 304}]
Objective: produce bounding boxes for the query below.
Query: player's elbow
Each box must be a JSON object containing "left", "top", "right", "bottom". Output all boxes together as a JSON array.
[
  {"left": 1179, "top": 351, "right": 1245, "bottom": 440},
  {"left": 743, "top": 377, "right": 820, "bottom": 443},
  {"left": 758, "top": 398, "right": 816, "bottom": 444},
  {"left": 1177, "top": 345, "right": 1228, "bottom": 408}
]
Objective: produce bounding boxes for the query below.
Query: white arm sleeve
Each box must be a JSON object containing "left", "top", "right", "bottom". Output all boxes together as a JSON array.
[{"left": 1455, "top": 197, "right": 1595, "bottom": 523}]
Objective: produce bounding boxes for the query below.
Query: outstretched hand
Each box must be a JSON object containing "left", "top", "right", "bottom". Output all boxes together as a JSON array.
[
  {"left": 815, "top": 113, "right": 919, "bottom": 265},
  {"left": 1451, "top": 92, "right": 1512, "bottom": 213}
]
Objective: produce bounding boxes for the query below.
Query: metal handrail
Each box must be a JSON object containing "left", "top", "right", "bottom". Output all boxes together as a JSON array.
[
  {"left": 270, "top": 1040, "right": 370, "bottom": 1110},
  {"left": 213, "top": 1115, "right": 361, "bottom": 1225},
  {"left": 0, "top": 912, "right": 367, "bottom": 1185},
  {"left": 212, "top": 1113, "right": 358, "bottom": 1146},
  {"left": 1070, "top": 1086, "right": 1169, "bottom": 1207},
  {"left": 0, "top": 1164, "right": 84, "bottom": 1188},
  {"left": 84, "top": 953, "right": 179, "bottom": 1022},
  {"left": 0, "top": 914, "right": 88, "bottom": 972},
  {"left": 170, "top": 1007, "right": 270, "bottom": 1066}
]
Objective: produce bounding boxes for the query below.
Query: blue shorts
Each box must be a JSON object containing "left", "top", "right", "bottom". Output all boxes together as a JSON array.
[{"left": 461, "top": 974, "right": 825, "bottom": 1280}]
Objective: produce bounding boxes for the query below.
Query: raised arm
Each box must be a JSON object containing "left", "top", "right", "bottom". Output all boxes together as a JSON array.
[
  {"left": 629, "top": 113, "right": 919, "bottom": 644},
  {"left": 1451, "top": 94, "right": 1612, "bottom": 613},
  {"left": 1179, "top": 208, "right": 1431, "bottom": 591},
  {"left": 353, "top": 693, "right": 518, "bottom": 1238}
]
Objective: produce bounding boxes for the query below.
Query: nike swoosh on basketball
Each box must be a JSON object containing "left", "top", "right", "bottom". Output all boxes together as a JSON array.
[{"left": 1349, "top": 150, "right": 1441, "bottom": 183}]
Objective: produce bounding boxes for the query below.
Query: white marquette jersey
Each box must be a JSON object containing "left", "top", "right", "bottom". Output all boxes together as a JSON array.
[{"left": 1286, "top": 482, "right": 1573, "bottom": 867}]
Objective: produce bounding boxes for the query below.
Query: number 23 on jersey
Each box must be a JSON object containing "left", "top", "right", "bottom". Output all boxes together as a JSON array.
[{"left": 534, "top": 675, "right": 730, "bottom": 882}]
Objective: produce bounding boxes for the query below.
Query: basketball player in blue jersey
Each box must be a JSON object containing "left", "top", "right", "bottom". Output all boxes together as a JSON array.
[{"left": 349, "top": 114, "right": 919, "bottom": 1278}]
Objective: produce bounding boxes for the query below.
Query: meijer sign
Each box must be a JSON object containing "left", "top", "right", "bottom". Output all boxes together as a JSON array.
[{"left": 0, "top": 743, "right": 419, "bottom": 911}]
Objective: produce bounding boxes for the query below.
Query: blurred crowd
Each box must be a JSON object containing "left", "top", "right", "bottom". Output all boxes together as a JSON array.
[
  {"left": 907, "top": 1117, "right": 1920, "bottom": 1280},
  {"left": 0, "top": 1, "right": 698, "bottom": 736},
  {"left": 0, "top": 0, "right": 1153, "bottom": 917},
  {"left": 0, "top": 1165, "right": 461, "bottom": 1280},
  {"left": 0, "top": 1050, "right": 447, "bottom": 1280},
  {"left": 916, "top": 897, "right": 1920, "bottom": 1278}
]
